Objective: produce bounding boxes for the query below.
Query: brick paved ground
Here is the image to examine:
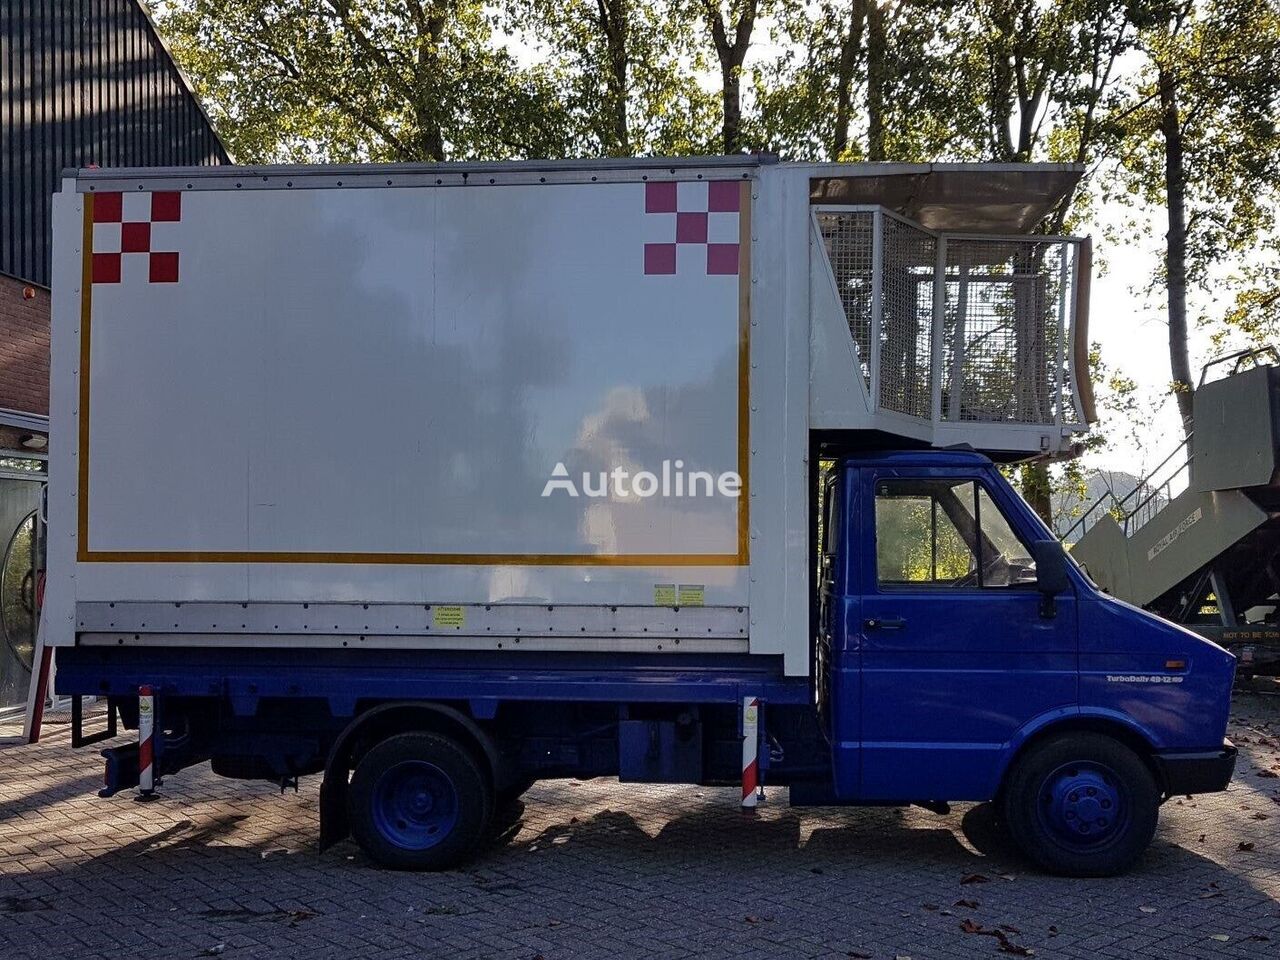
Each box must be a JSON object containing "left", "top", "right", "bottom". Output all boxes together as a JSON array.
[{"left": 2, "top": 695, "right": 1278, "bottom": 960}]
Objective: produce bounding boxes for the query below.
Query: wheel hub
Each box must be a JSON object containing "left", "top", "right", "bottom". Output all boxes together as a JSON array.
[
  {"left": 372, "top": 761, "right": 459, "bottom": 851},
  {"left": 1038, "top": 761, "right": 1127, "bottom": 847}
]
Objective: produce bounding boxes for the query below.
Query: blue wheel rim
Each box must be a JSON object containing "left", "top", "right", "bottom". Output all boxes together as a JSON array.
[
  {"left": 371, "top": 760, "right": 460, "bottom": 851},
  {"left": 1037, "top": 760, "right": 1130, "bottom": 850}
]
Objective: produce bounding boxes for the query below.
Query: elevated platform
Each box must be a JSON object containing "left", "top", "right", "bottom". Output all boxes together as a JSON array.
[{"left": 804, "top": 166, "right": 1093, "bottom": 460}]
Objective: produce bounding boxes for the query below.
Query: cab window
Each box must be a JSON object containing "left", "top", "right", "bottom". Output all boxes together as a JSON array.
[
  {"left": 874, "top": 479, "right": 1036, "bottom": 589},
  {"left": 821, "top": 472, "right": 841, "bottom": 584}
]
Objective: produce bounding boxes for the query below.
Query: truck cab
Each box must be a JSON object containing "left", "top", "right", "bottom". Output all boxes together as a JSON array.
[{"left": 817, "top": 449, "right": 1236, "bottom": 874}]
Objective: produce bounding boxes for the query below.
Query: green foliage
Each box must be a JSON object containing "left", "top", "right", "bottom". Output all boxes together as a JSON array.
[
  {"left": 516, "top": 0, "right": 720, "bottom": 157},
  {"left": 1115, "top": 0, "right": 1280, "bottom": 283},
  {"left": 153, "top": 0, "right": 577, "bottom": 163},
  {"left": 1210, "top": 262, "right": 1280, "bottom": 355}
]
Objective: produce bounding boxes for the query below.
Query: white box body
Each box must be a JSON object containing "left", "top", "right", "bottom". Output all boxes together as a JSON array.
[{"left": 46, "top": 158, "right": 1088, "bottom": 677}]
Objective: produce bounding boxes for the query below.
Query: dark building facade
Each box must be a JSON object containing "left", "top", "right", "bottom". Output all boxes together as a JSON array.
[
  {"left": 1, "top": 0, "right": 228, "bottom": 714},
  {"left": 2, "top": 0, "right": 230, "bottom": 288}
]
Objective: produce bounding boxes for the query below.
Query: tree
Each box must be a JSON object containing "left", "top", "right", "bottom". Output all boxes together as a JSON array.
[
  {"left": 1117, "top": 0, "right": 1280, "bottom": 439},
  {"left": 519, "top": 0, "right": 719, "bottom": 157},
  {"left": 1211, "top": 261, "right": 1280, "bottom": 357},
  {"left": 154, "top": 0, "right": 575, "bottom": 163},
  {"left": 697, "top": 1, "right": 764, "bottom": 153},
  {"left": 755, "top": 1, "right": 965, "bottom": 162}
]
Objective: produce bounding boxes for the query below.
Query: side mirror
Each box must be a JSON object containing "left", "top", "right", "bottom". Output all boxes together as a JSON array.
[{"left": 1031, "top": 540, "right": 1070, "bottom": 616}]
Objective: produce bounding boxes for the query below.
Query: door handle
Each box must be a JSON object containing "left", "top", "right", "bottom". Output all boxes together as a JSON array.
[{"left": 865, "top": 616, "right": 906, "bottom": 630}]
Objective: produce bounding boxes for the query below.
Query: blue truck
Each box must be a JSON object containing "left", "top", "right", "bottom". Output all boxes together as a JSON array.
[{"left": 44, "top": 157, "right": 1236, "bottom": 876}]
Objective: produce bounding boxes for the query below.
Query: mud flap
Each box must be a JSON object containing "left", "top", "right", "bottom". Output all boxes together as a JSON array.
[{"left": 318, "top": 771, "right": 350, "bottom": 851}]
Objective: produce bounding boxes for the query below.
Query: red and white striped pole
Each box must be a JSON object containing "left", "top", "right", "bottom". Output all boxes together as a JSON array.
[
  {"left": 741, "top": 696, "right": 759, "bottom": 810},
  {"left": 138, "top": 685, "right": 156, "bottom": 797}
]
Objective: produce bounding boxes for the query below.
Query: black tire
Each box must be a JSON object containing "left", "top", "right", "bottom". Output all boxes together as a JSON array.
[
  {"left": 1002, "top": 732, "right": 1159, "bottom": 877},
  {"left": 349, "top": 731, "right": 493, "bottom": 870}
]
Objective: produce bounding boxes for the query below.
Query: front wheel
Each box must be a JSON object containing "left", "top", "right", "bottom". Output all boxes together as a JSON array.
[
  {"left": 1002, "top": 733, "right": 1159, "bottom": 877},
  {"left": 349, "top": 732, "right": 493, "bottom": 870}
]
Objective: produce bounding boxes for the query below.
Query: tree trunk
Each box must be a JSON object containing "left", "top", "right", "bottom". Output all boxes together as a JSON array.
[
  {"left": 596, "top": 0, "right": 630, "bottom": 156},
  {"left": 721, "top": 61, "right": 742, "bottom": 153},
  {"left": 1159, "top": 64, "right": 1194, "bottom": 439},
  {"left": 702, "top": 1, "right": 759, "bottom": 154},
  {"left": 866, "top": 0, "right": 887, "bottom": 160},
  {"left": 413, "top": 4, "right": 447, "bottom": 161},
  {"left": 831, "top": 0, "right": 868, "bottom": 160}
]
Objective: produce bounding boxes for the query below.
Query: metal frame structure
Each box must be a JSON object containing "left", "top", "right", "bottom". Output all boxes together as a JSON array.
[{"left": 811, "top": 204, "right": 1088, "bottom": 437}]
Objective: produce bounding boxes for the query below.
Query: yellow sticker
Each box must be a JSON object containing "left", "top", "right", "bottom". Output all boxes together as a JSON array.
[
  {"left": 433, "top": 605, "right": 465, "bottom": 628},
  {"left": 654, "top": 584, "right": 677, "bottom": 606},
  {"left": 678, "top": 584, "right": 705, "bottom": 606}
]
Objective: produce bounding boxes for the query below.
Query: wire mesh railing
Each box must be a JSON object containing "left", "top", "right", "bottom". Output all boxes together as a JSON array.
[{"left": 815, "top": 207, "right": 1085, "bottom": 430}]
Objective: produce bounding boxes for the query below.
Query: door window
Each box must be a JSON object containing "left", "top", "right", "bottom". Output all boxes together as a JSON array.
[
  {"left": 874, "top": 479, "right": 1036, "bottom": 589},
  {"left": 821, "top": 473, "right": 841, "bottom": 583}
]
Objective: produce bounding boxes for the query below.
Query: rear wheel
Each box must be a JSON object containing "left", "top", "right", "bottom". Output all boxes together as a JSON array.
[
  {"left": 1002, "top": 733, "right": 1159, "bottom": 877},
  {"left": 349, "top": 732, "right": 492, "bottom": 870}
]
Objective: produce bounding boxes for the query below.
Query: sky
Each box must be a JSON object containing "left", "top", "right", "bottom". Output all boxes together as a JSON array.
[{"left": 1084, "top": 200, "right": 1227, "bottom": 481}]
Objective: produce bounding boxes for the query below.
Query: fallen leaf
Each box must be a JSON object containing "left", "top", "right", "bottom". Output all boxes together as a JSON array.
[
  {"left": 1199, "top": 891, "right": 1225, "bottom": 900},
  {"left": 744, "top": 916, "right": 760, "bottom": 924},
  {"left": 999, "top": 874, "right": 1017, "bottom": 881},
  {"left": 961, "top": 873, "right": 991, "bottom": 885},
  {"left": 1251, "top": 812, "right": 1269, "bottom": 820},
  {"left": 1257, "top": 770, "right": 1278, "bottom": 778},
  {"left": 204, "top": 947, "right": 226, "bottom": 958},
  {"left": 1048, "top": 926, "right": 1058, "bottom": 935},
  {"left": 1210, "top": 934, "right": 1230, "bottom": 942},
  {"left": 923, "top": 903, "right": 939, "bottom": 911},
  {"left": 1247, "top": 935, "right": 1271, "bottom": 942},
  {"left": 960, "top": 920, "right": 1034, "bottom": 956},
  {"left": 1238, "top": 841, "right": 1255, "bottom": 851},
  {"left": 1139, "top": 906, "right": 1157, "bottom": 914},
  {"left": 955, "top": 899, "right": 980, "bottom": 909}
]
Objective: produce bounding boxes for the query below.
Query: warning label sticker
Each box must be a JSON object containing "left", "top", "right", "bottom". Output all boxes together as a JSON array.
[
  {"left": 678, "top": 584, "right": 705, "bottom": 606},
  {"left": 433, "top": 605, "right": 465, "bottom": 628},
  {"left": 654, "top": 584, "right": 677, "bottom": 606}
]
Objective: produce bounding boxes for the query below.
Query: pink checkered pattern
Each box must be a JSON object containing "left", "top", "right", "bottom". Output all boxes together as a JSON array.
[
  {"left": 643, "top": 181, "right": 740, "bottom": 276},
  {"left": 91, "top": 191, "right": 181, "bottom": 284}
]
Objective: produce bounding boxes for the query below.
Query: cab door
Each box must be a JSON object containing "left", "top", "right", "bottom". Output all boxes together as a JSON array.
[
  {"left": 856, "top": 467, "right": 1078, "bottom": 801},
  {"left": 819, "top": 465, "right": 860, "bottom": 798}
]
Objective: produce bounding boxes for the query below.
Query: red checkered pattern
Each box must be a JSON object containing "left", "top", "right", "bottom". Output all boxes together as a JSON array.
[
  {"left": 91, "top": 191, "right": 181, "bottom": 284},
  {"left": 644, "top": 181, "right": 740, "bottom": 276}
]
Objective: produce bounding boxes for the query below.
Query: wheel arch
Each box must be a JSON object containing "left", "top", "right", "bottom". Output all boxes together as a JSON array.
[{"left": 996, "top": 712, "right": 1165, "bottom": 801}]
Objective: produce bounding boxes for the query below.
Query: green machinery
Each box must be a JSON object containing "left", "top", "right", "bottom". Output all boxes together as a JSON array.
[{"left": 1070, "top": 353, "right": 1280, "bottom": 672}]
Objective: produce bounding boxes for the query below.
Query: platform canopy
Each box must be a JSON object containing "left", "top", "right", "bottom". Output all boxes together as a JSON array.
[{"left": 808, "top": 162, "right": 1084, "bottom": 235}]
